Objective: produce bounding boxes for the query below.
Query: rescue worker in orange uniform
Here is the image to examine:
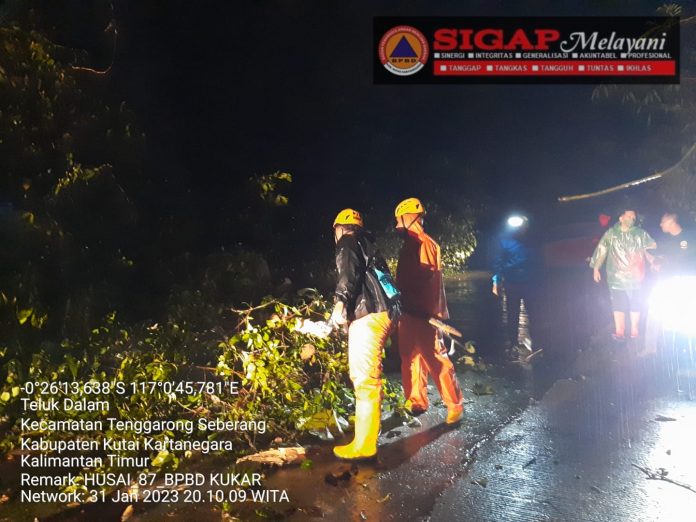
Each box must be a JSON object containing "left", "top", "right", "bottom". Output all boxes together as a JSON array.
[
  {"left": 330, "top": 209, "right": 396, "bottom": 460},
  {"left": 394, "top": 198, "right": 463, "bottom": 424}
]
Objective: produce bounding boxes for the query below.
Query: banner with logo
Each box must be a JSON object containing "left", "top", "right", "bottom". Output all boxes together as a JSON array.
[{"left": 374, "top": 17, "right": 679, "bottom": 84}]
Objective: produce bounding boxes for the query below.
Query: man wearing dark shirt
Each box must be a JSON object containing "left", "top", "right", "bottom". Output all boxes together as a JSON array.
[
  {"left": 654, "top": 213, "right": 696, "bottom": 276},
  {"left": 330, "top": 208, "right": 395, "bottom": 460},
  {"left": 641, "top": 212, "right": 696, "bottom": 358}
]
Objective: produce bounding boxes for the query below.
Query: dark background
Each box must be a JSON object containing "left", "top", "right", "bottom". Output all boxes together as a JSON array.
[
  {"left": 113, "top": 2, "right": 688, "bottom": 237},
  {"left": 7, "top": 0, "right": 695, "bottom": 277}
]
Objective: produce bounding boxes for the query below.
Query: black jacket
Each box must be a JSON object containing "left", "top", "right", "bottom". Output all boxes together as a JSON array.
[{"left": 334, "top": 231, "right": 392, "bottom": 321}]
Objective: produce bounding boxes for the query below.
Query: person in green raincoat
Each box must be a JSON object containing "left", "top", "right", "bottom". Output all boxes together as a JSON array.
[{"left": 590, "top": 208, "right": 656, "bottom": 341}]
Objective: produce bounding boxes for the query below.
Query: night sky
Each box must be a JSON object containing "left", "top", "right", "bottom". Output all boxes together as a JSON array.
[{"left": 81, "top": 0, "right": 696, "bottom": 251}]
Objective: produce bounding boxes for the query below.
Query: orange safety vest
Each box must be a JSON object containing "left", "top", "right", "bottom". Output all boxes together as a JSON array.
[{"left": 396, "top": 230, "right": 449, "bottom": 320}]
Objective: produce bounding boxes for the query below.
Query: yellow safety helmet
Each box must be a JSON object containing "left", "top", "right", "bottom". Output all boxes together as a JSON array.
[
  {"left": 394, "top": 197, "right": 425, "bottom": 217},
  {"left": 333, "top": 208, "right": 363, "bottom": 228}
]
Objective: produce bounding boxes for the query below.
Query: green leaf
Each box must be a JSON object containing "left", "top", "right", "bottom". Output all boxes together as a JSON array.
[
  {"left": 296, "top": 409, "right": 335, "bottom": 431},
  {"left": 16, "top": 308, "right": 32, "bottom": 325},
  {"left": 65, "top": 354, "right": 78, "bottom": 380},
  {"left": 151, "top": 449, "right": 171, "bottom": 467},
  {"left": 30, "top": 313, "right": 47, "bottom": 329}
]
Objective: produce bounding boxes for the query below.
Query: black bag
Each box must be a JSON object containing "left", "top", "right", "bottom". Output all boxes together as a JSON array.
[{"left": 359, "top": 239, "right": 401, "bottom": 319}]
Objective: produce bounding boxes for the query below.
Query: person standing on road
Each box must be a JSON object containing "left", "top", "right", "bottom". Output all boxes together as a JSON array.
[
  {"left": 394, "top": 197, "right": 463, "bottom": 425},
  {"left": 491, "top": 215, "right": 543, "bottom": 353},
  {"left": 641, "top": 212, "right": 696, "bottom": 358},
  {"left": 653, "top": 212, "right": 696, "bottom": 276},
  {"left": 330, "top": 208, "right": 396, "bottom": 460},
  {"left": 590, "top": 208, "right": 656, "bottom": 340}
]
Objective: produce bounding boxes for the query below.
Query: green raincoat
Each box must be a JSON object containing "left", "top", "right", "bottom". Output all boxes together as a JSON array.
[{"left": 590, "top": 224, "right": 656, "bottom": 290}]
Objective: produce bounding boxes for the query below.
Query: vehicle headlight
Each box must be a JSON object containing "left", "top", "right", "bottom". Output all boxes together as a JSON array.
[{"left": 650, "top": 276, "right": 696, "bottom": 336}]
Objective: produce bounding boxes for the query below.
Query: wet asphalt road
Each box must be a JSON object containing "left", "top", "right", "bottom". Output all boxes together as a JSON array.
[
  {"left": 127, "top": 340, "right": 696, "bottom": 522},
  {"left": 227, "top": 273, "right": 695, "bottom": 521},
  {"left": 11, "top": 272, "right": 696, "bottom": 521},
  {"left": 431, "top": 342, "right": 696, "bottom": 522}
]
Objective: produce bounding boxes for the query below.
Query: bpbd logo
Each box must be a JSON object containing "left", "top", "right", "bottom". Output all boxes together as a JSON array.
[{"left": 378, "top": 26, "right": 429, "bottom": 76}]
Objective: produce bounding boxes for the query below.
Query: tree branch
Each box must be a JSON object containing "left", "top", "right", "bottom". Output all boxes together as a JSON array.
[
  {"left": 558, "top": 141, "right": 696, "bottom": 202},
  {"left": 631, "top": 463, "right": 696, "bottom": 494},
  {"left": 69, "top": 2, "right": 117, "bottom": 75}
]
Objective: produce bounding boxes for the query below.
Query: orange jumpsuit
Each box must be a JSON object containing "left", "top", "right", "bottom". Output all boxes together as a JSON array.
[{"left": 396, "top": 229, "right": 462, "bottom": 412}]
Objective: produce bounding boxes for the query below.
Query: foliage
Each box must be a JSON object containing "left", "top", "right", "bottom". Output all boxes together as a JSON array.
[
  {"left": 590, "top": 13, "right": 688, "bottom": 129},
  {"left": 216, "top": 295, "right": 354, "bottom": 437},
  {"left": 251, "top": 171, "right": 293, "bottom": 207},
  {"left": 590, "top": 8, "right": 696, "bottom": 214},
  {"left": 428, "top": 203, "right": 478, "bottom": 274},
  {"left": 200, "top": 249, "right": 273, "bottom": 304},
  {"left": 0, "top": 291, "right": 402, "bottom": 496},
  {"left": 0, "top": 16, "right": 366, "bottom": 501},
  {"left": 379, "top": 204, "right": 478, "bottom": 276},
  {"left": 377, "top": 230, "right": 405, "bottom": 276},
  {"left": 659, "top": 151, "right": 696, "bottom": 221},
  {"left": 0, "top": 7, "right": 411, "bottom": 508},
  {"left": 0, "top": 24, "right": 145, "bottom": 345},
  {"left": 0, "top": 15, "right": 294, "bottom": 370}
]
